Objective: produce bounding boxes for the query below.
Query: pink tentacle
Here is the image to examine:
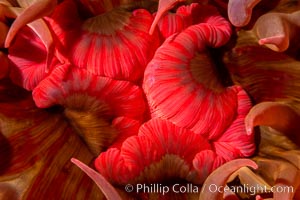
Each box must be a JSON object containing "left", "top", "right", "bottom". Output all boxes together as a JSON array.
[
  {"left": 71, "top": 158, "right": 122, "bottom": 200},
  {"left": 5, "top": 0, "right": 57, "bottom": 48},
  {"left": 228, "top": 0, "right": 262, "bottom": 27},
  {"left": 4, "top": 0, "right": 58, "bottom": 72},
  {"left": 254, "top": 10, "right": 300, "bottom": 52},
  {"left": 245, "top": 101, "right": 300, "bottom": 136}
]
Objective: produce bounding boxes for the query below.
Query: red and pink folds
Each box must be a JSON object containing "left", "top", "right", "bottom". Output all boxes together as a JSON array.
[
  {"left": 8, "top": 0, "right": 160, "bottom": 91},
  {"left": 71, "top": 8, "right": 160, "bottom": 82},
  {"left": 32, "top": 65, "right": 146, "bottom": 121},
  {"left": 8, "top": 26, "right": 61, "bottom": 90},
  {"left": 95, "top": 113, "right": 255, "bottom": 185},
  {"left": 32, "top": 65, "right": 146, "bottom": 154},
  {"left": 94, "top": 2, "right": 255, "bottom": 189},
  {"left": 144, "top": 5, "right": 233, "bottom": 139}
]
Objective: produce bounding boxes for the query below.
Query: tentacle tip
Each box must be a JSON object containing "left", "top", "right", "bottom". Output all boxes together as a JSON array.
[
  {"left": 70, "top": 157, "right": 78, "bottom": 164},
  {"left": 149, "top": 25, "right": 155, "bottom": 35},
  {"left": 245, "top": 119, "right": 254, "bottom": 135},
  {"left": 45, "top": 56, "right": 51, "bottom": 73},
  {"left": 4, "top": 21, "right": 20, "bottom": 48},
  {"left": 230, "top": 18, "right": 250, "bottom": 28},
  {"left": 256, "top": 195, "right": 264, "bottom": 200},
  {"left": 228, "top": 8, "right": 251, "bottom": 26},
  {"left": 246, "top": 127, "right": 253, "bottom": 135},
  {"left": 247, "top": 159, "right": 258, "bottom": 170},
  {"left": 258, "top": 35, "right": 288, "bottom": 52},
  {"left": 4, "top": 38, "right": 11, "bottom": 48},
  {"left": 228, "top": 0, "right": 262, "bottom": 27},
  {"left": 253, "top": 163, "right": 259, "bottom": 170}
]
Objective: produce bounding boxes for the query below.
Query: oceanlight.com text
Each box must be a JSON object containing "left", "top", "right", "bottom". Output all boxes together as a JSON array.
[{"left": 206, "top": 183, "right": 294, "bottom": 196}]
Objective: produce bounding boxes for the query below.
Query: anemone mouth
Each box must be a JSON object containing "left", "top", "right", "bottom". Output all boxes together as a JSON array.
[
  {"left": 82, "top": 8, "right": 131, "bottom": 35},
  {"left": 124, "top": 154, "right": 203, "bottom": 199},
  {"left": 62, "top": 94, "right": 112, "bottom": 119},
  {"left": 64, "top": 108, "right": 118, "bottom": 155},
  {"left": 189, "top": 51, "right": 225, "bottom": 93},
  {"left": 62, "top": 94, "right": 120, "bottom": 155},
  {"left": 133, "top": 154, "right": 192, "bottom": 184}
]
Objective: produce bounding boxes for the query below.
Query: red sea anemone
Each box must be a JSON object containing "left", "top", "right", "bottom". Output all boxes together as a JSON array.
[
  {"left": 32, "top": 66, "right": 146, "bottom": 120},
  {"left": 144, "top": 5, "right": 234, "bottom": 138},
  {"left": 70, "top": 2, "right": 160, "bottom": 82},
  {"left": 32, "top": 65, "right": 146, "bottom": 154},
  {"left": 95, "top": 111, "right": 254, "bottom": 185},
  {"left": 1, "top": 0, "right": 300, "bottom": 199}
]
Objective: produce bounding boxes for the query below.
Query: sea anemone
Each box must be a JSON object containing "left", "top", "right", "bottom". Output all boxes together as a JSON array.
[
  {"left": 144, "top": 6, "right": 235, "bottom": 138},
  {"left": 32, "top": 65, "right": 146, "bottom": 154},
  {"left": 1, "top": 0, "right": 300, "bottom": 199},
  {"left": 70, "top": 2, "right": 160, "bottom": 82}
]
